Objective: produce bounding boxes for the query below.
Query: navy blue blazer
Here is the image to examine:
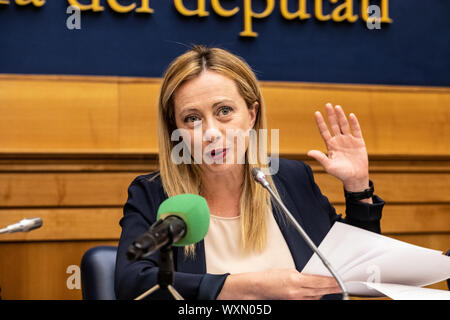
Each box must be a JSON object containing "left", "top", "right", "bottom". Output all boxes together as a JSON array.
[{"left": 114, "top": 158, "right": 385, "bottom": 300}]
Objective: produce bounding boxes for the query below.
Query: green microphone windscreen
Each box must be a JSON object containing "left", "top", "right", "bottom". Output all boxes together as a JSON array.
[{"left": 157, "top": 194, "right": 210, "bottom": 246}]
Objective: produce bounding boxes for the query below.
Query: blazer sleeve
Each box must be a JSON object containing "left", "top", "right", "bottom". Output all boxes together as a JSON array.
[
  {"left": 303, "top": 161, "right": 385, "bottom": 234},
  {"left": 114, "top": 175, "right": 228, "bottom": 300}
]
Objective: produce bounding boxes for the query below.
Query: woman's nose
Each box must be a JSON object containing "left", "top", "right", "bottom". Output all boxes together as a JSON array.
[{"left": 202, "top": 120, "right": 223, "bottom": 143}]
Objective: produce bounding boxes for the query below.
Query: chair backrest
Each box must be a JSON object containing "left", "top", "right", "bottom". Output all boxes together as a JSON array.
[
  {"left": 81, "top": 246, "right": 117, "bottom": 300},
  {"left": 446, "top": 250, "right": 450, "bottom": 291}
]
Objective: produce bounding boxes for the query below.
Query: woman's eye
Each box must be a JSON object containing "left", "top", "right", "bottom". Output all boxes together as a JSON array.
[
  {"left": 218, "top": 106, "right": 233, "bottom": 116},
  {"left": 184, "top": 115, "right": 200, "bottom": 123}
]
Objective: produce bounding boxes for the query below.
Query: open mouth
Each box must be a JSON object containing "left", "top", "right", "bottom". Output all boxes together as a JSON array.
[{"left": 208, "top": 148, "right": 228, "bottom": 160}]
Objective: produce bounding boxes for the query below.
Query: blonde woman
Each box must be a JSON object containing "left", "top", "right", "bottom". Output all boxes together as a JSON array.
[{"left": 115, "top": 46, "right": 384, "bottom": 300}]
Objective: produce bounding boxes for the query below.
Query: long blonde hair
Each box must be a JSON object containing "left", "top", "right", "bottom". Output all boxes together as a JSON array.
[{"left": 157, "top": 45, "right": 281, "bottom": 255}]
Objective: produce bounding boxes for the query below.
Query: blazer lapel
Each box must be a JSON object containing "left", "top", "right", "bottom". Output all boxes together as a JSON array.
[{"left": 271, "top": 174, "right": 314, "bottom": 271}]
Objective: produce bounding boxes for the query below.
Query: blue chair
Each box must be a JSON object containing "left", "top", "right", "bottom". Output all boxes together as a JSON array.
[
  {"left": 80, "top": 246, "right": 117, "bottom": 300},
  {"left": 447, "top": 250, "right": 450, "bottom": 291}
]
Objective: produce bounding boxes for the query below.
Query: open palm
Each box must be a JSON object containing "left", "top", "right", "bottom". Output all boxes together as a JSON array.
[{"left": 307, "top": 103, "right": 370, "bottom": 192}]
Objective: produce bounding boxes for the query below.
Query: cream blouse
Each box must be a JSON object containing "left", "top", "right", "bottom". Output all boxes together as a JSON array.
[{"left": 204, "top": 212, "right": 296, "bottom": 275}]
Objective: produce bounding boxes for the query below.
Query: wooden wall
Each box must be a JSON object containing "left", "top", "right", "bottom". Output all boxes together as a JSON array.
[{"left": 0, "top": 74, "right": 449, "bottom": 299}]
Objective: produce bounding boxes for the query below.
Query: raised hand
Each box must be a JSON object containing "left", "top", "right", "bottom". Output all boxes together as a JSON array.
[{"left": 307, "top": 103, "right": 371, "bottom": 196}]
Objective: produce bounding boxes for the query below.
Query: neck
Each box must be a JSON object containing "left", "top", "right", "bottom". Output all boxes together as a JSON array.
[{"left": 199, "top": 165, "right": 245, "bottom": 217}]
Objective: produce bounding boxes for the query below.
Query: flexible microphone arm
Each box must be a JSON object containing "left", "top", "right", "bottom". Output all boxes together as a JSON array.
[{"left": 252, "top": 167, "right": 349, "bottom": 300}]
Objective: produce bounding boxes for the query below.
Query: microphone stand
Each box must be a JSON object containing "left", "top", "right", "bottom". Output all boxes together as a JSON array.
[
  {"left": 253, "top": 168, "right": 350, "bottom": 300},
  {"left": 134, "top": 245, "right": 184, "bottom": 300}
]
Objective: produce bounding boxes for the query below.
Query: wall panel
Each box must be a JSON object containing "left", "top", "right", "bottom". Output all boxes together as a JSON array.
[
  {"left": 1, "top": 75, "right": 449, "bottom": 156},
  {"left": 0, "top": 75, "right": 448, "bottom": 299}
]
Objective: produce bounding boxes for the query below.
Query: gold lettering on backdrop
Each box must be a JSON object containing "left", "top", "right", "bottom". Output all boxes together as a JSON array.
[
  {"left": 107, "top": 0, "right": 135, "bottom": 13},
  {"left": 211, "top": 0, "right": 239, "bottom": 17},
  {"left": 174, "top": 0, "right": 209, "bottom": 17},
  {"left": 240, "top": 0, "right": 275, "bottom": 37},
  {"left": 67, "top": 0, "right": 104, "bottom": 12},
  {"left": 135, "top": 0, "right": 154, "bottom": 13},
  {"left": 15, "top": 0, "right": 45, "bottom": 6},
  {"left": 379, "top": 0, "right": 392, "bottom": 22},
  {"left": 280, "top": 0, "right": 311, "bottom": 20},
  {"left": 331, "top": 0, "right": 357, "bottom": 22},
  {"left": 361, "top": 0, "right": 392, "bottom": 23},
  {"left": 314, "top": 0, "right": 331, "bottom": 21},
  {"left": 2, "top": 1, "right": 393, "bottom": 36}
]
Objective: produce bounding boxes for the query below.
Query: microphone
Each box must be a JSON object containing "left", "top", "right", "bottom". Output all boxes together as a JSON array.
[
  {"left": 252, "top": 167, "right": 350, "bottom": 300},
  {"left": 0, "top": 217, "right": 43, "bottom": 234},
  {"left": 127, "top": 194, "right": 210, "bottom": 261}
]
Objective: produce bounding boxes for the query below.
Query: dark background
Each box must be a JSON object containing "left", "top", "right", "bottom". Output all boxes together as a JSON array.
[{"left": 1, "top": 0, "right": 449, "bottom": 86}]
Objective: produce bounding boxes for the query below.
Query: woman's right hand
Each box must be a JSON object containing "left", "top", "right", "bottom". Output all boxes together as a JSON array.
[{"left": 216, "top": 269, "right": 342, "bottom": 300}]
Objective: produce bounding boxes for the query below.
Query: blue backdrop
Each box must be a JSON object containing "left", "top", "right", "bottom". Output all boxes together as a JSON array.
[{"left": 1, "top": 1, "right": 449, "bottom": 86}]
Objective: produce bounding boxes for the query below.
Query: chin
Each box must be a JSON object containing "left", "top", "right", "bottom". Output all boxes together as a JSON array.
[{"left": 200, "top": 162, "right": 242, "bottom": 175}]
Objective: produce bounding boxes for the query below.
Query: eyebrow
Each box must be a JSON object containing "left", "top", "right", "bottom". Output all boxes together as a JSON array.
[{"left": 179, "top": 100, "right": 234, "bottom": 116}]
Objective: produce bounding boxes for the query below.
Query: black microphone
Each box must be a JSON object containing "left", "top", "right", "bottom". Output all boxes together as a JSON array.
[
  {"left": 127, "top": 216, "right": 186, "bottom": 261},
  {"left": 0, "top": 217, "right": 43, "bottom": 234},
  {"left": 252, "top": 167, "right": 350, "bottom": 300},
  {"left": 127, "top": 194, "right": 210, "bottom": 261}
]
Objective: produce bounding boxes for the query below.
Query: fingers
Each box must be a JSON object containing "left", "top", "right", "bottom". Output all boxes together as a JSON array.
[
  {"left": 295, "top": 274, "right": 342, "bottom": 299},
  {"left": 307, "top": 150, "right": 329, "bottom": 171},
  {"left": 325, "top": 103, "right": 342, "bottom": 136},
  {"left": 262, "top": 270, "right": 342, "bottom": 300},
  {"left": 335, "top": 105, "right": 351, "bottom": 135},
  {"left": 303, "top": 286, "right": 343, "bottom": 297},
  {"left": 349, "top": 112, "right": 363, "bottom": 139},
  {"left": 313, "top": 111, "right": 332, "bottom": 144},
  {"left": 299, "top": 273, "right": 339, "bottom": 289},
  {"left": 320, "top": 103, "right": 355, "bottom": 137}
]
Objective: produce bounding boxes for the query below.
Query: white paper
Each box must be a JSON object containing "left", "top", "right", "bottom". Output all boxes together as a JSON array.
[
  {"left": 301, "top": 222, "right": 450, "bottom": 298},
  {"left": 365, "top": 283, "right": 450, "bottom": 300}
]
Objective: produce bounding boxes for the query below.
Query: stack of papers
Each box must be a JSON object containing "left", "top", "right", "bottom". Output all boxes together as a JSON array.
[{"left": 302, "top": 222, "right": 450, "bottom": 299}]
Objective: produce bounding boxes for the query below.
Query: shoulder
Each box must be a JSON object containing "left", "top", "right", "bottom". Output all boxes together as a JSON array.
[
  {"left": 128, "top": 171, "right": 164, "bottom": 192},
  {"left": 273, "top": 158, "right": 313, "bottom": 183},
  {"left": 122, "top": 171, "right": 167, "bottom": 225},
  {"left": 277, "top": 157, "right": 308, "bottom": 171},
  {"left": 132, "top": 170, "right": 161, "bottom": 183},
  {"left": 126, "top": 171, "right": 167, "bottom": 206},
  {"left": 270, "top": 158, "right": 318, "bottom": 199}
]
